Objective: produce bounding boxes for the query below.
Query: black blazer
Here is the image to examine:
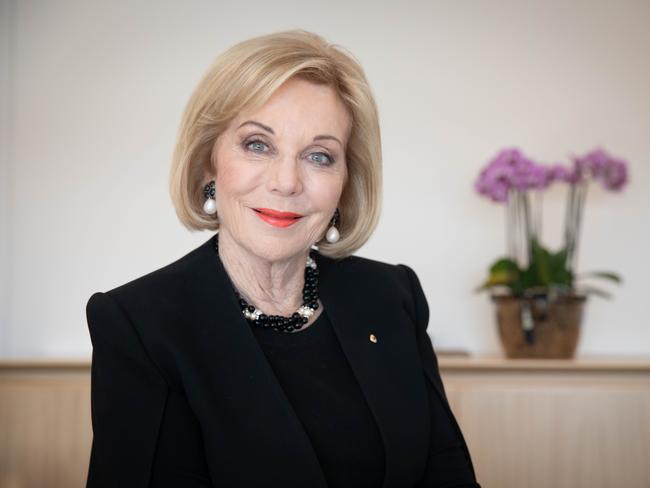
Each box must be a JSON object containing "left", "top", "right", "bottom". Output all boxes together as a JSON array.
[{"left": 86, "top": 233, "right": 479, "bottom": 487}]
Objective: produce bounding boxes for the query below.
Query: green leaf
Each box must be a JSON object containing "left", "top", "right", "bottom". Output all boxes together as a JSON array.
[
  {"left": 576, "top": 285, "right": 614, "bottom": 300},
  {"left": 548, "top": 247, "right": 572, "bottom": 286},
  {"left": 474, "top": 258, "right": 520, "bottom": 293},
  {"left": 575, "top": 271, "right": 623, "bottom": 283},
  {"left": 531, "top": 239, "right": 552, "bottom": 285},
  {"left": 489, "top": 258, "right": 519, "bottom": 275},
  {"left": 473, "top": 273, "right": 512, "bottom": 292}
]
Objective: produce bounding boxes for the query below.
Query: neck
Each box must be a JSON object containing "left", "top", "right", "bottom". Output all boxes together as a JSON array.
[{"left": 217, "top": 230, "right": 308, "bottom": 316}]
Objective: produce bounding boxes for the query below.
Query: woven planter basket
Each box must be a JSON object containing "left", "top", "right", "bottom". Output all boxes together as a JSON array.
[{"left": 490, "top": 293, "right": 588, "bottom": 358}]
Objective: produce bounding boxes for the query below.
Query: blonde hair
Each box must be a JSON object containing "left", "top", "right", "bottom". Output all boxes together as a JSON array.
[{"left": 169, "top": 29, "right": 382, "bottom": 259}]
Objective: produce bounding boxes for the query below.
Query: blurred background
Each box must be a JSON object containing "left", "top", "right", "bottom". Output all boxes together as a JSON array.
[{"left": 1, "top": 0, "right": 649, "bottom": 487}]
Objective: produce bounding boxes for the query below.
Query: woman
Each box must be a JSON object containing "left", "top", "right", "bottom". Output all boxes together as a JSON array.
[{"left": 86, "top": 30, "right": 480, "bottom": 488}]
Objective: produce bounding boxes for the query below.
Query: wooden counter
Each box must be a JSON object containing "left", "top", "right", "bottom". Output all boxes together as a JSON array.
[
  {"left": 1, "top": 356, "right": 649, "bottom": 488},
  {"left": 438, "top": 355, "right": 650, "bottom": 488}
]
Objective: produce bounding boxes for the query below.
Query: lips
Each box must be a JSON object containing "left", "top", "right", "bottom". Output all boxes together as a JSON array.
[
  {"left": 253, "top": 208, "right": 304, "bottom": 219},
  {"left": 252, "top": 207, "right": 303, "bottom": 228}
]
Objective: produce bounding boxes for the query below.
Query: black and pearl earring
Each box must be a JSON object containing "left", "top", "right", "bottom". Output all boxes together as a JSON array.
[
  {"left": 203, "top": 180, "right": 217, "bottom": 215},
  {"left": 326, "top": 208, "right": 340, "bottom": 243}
]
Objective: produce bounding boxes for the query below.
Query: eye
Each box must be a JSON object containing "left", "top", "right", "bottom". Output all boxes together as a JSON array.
[
  {"left": 308, "top": 152, "right": 334, "bottom": 166},
  {"left": 244, "top": 139, "right": 270, "bottom": 153}
]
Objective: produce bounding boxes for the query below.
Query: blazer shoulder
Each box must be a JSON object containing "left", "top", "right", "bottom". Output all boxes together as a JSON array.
[
  {"left": 85, "top": 236, "right": 212, "bottom": 339},
  {"left": 85, "top": 237, "right": 214, "bottom": 390},
  {"left": 340, "top": 254, "right": 428, "bottom": 323},
  {"left": 98, "top": 236, "right": 212, "bottom": 301},
  {"left": 323, "top": 252, "right": 417, "bottom": 301}
]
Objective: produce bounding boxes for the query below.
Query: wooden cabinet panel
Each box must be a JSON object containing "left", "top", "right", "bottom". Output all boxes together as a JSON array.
[
  {"left": 440, "top": 357, "right": 650, "bottom": 488},
  {"left": 0, "top": 362, "right": 92, "bottom": 488},
  {"left": 1, "top": 357, "right": 649, "bottom": 488}
]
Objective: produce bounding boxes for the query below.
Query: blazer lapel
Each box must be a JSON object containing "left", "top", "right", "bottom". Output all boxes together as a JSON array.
[
  {"left": 183, "top": 234, "right": 428, "bottom": 488},
  {"left": 316, "top": 252, "right": 430, "bottom": 488},
  {"left": 181, "top": 235, "right": 328, "bottom": 488}
]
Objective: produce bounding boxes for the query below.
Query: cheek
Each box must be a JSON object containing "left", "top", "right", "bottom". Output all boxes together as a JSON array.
[
  {"left": 215, "top": 155, "right": 258, "bottom": 200},
  {"left": 310, "top": 173, "right": 345, "bottom": 209},
  {"left": 324, "top": 184, "right": 343, "bottom": 208},
  {"left": 215, "top": 164, "right": 239, "bottom": 196}
]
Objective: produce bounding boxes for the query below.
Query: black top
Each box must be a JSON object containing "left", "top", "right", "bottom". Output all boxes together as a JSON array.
[{"left": 251, "top": 309, "right": 478, "bottom": 488}]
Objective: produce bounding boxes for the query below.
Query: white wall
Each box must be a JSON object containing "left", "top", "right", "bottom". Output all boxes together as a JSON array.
[
  {"left": 2, "top": 0, "right": 649, "bottom": 358},
  {"left": 1, "top": 0, "right": 15, "bottom": 355}
]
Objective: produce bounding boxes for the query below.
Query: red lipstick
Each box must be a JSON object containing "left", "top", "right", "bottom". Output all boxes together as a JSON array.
[{"left": 252, "top": 208, "right": 303, "bottom": 228}]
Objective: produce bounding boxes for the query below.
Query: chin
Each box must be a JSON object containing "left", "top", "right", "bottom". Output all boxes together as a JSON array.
[{"left": 247, "top": 237, "right": 309, "bottom": 264}]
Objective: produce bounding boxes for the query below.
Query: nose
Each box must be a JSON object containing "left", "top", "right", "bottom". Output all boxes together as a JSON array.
[{"left": 266, "top": 155, "right": 303, "bottom": 196}]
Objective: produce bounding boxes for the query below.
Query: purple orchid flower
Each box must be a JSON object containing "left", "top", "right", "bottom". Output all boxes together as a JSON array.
[
  {"left": 474, "top": 148, "right": 550, "bottom": 202},
  {"left": 572, "top": 148, "right": 629, "bottom": 191},
  {"left": 545, "top": 164, "right": 580, "bottom": 185}
]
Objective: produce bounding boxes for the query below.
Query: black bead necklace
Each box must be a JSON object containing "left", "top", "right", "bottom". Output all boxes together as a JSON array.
[{"left": 213, "top": 233, "right": 320, "bottom": 333}]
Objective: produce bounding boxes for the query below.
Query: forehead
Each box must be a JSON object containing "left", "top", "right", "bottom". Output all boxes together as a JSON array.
[{"left": 234, "top": 78, "right": 352, "bottom": 138}]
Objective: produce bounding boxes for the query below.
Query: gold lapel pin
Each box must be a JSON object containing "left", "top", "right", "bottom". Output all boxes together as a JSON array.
[{"left": 369, "top": 333, "right": 378, "bottom": 343}]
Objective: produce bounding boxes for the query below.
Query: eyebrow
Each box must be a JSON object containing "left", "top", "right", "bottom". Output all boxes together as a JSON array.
[
  {"left": 237, "top": 120, "right": 274, "bottom": 134},
  {"left": 237, "top": 120, "right": 343, "bottom": 147},
  {"left": 313, "top": 134, "right": 343, "bottom": 147}
]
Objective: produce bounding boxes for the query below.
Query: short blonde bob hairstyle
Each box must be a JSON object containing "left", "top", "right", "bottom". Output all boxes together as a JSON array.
[{"left": 169, "top": 29, "right": 382, "bottom": 259}]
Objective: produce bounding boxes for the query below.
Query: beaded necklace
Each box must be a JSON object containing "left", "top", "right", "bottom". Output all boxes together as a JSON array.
[{"left": 213, "top": 233, "right": 320, "bottom": 333}]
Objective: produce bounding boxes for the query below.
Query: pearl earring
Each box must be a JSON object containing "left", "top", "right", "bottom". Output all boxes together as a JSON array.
[
  {"left": 326, "top": 208, "right": 340, "bottom": 243},
  {"left": 203, "top": 180, "right": 217, "bottom": 215}
]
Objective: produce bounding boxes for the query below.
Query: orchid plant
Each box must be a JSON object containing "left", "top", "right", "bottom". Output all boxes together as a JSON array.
[{"left": 474, "top": 147, "right": 627, "bottom": 300}]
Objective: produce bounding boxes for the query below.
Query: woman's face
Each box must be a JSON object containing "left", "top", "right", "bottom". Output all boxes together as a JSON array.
[{"left": 210, "top": 77, "right": 351, "bottom": 263}]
